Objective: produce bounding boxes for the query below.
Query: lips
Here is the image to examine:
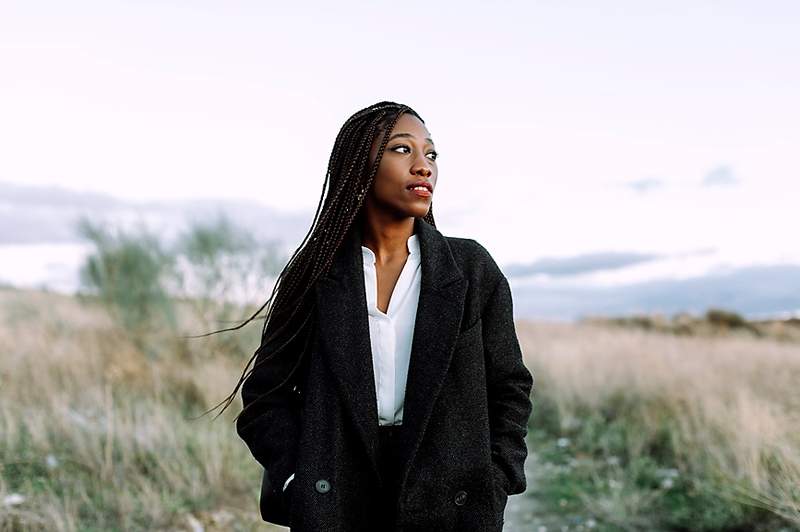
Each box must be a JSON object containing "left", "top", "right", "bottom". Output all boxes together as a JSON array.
[{"left": 406, "top": 180, "right": 433, "bottom": 193}]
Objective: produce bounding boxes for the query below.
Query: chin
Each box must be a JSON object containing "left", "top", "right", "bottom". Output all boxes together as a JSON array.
[
  {"left": 382, "top": 199, "right": 430, "bottom": 220},
  {"left": 409, "top": 206, "right": 431, "bottom": 219}
]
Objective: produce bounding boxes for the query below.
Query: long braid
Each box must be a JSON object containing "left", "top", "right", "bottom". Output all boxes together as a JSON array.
[{"left": 204, "top": 101, "right": 435, "bottom": 418}]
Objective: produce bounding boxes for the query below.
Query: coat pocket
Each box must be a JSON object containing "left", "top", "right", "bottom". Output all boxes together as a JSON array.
[
  {"left": 489, "top": 462, "right": 509, "bottom": 517},
  {"left": 454, "top": 317, "right": 482, "bottom": 349}
]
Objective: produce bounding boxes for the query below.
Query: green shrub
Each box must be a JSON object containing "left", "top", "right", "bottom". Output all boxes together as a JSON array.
[
  {"left": 77, "top": 217, "right": 177, "bottom": 350},
  {"left": 76, "top": 214, "right": 286, "bottom": 359},
  {"left": 173, "top": 214, "right": 287, "bottom": 358},
  {"left": 174, "top": 215, "right": 285, "bottom": 323}
]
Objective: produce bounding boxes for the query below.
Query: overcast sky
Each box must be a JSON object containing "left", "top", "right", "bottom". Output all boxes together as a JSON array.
[{"left": 1, "top": 0, "right": 798, "bottom": 269}]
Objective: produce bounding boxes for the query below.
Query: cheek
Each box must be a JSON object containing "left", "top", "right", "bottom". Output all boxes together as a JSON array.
[
  {"left": 375, "top": 159, "right": 405, "bottom": 186},
  {"left": 372, "top": 174, "right": 398, "bottom": 199},
  {"left": 370, "top": 171, "right": 407, "bottom": 205}
]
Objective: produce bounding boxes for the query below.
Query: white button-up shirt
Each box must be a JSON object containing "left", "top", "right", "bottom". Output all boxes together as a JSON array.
[
  {"left": 361, "top": 233, "right": 422, "bottom": 427},
  {"left": 283, "top": 232, "right": 422, "bottom": 492}
]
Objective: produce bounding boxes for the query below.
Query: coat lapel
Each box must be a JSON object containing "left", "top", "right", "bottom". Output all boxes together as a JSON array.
[{"left": 313, "top": 216, "right": 468, "bottom": 485}]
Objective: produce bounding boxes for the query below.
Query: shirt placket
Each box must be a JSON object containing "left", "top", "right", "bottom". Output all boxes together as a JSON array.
[
  {"left": 362, "top": 239, "right": 420, "bottom": 426},
  {"left": 378, "top": 314, "right": 395, "bottom": 424}
]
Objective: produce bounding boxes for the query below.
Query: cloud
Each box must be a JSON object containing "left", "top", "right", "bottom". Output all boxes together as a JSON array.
[
  {"left": 702, "top": 165, "right": 739, "bottom": 187},
  {"left": 626, "top": 177, "right": 664, "bottom": 193},
  {"left": 506, "top": 251, "right": 660, "bottom": 277}
]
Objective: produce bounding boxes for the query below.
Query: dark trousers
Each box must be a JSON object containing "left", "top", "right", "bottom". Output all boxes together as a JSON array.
[{"left": 376, "top": 424, "right": 406, "bottom": 528}]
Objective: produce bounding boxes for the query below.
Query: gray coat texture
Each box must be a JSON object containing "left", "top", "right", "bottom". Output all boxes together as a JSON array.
[{"left": 237, "top": 216, "right": 534, "bottom": 531}]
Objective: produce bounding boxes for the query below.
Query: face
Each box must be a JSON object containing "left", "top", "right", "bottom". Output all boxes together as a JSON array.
[{"left": 365, "top": 112, "right": 438, "bottom": 219}]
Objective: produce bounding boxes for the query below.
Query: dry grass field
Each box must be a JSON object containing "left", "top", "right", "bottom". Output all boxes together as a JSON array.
[
  {"left": 1, "top": 286, "right": 798, "bottom": 531},
  {"left": 0, "top": 287, "right": 274, "bottom": 531},
  {"left": 517, "top": 320, "right": 800, "bottom": 531}
]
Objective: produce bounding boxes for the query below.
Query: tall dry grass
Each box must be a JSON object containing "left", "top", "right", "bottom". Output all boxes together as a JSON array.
[
  {"left": 3, "top": 285, "right": 799, "bottom": 530},
  {"left": 0, "top": 287, "right": 279, "bottom": 531},
  {"left": 518, "top": 321, "right": 800, "bottom": 530}
]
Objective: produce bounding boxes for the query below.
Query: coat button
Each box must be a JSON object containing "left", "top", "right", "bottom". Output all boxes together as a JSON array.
[
  {"left": 315, "top": 479, "right": 331, "bottom": 494},
  {"left": 454, "top": 490, "right": 467, "bottom": 506}
]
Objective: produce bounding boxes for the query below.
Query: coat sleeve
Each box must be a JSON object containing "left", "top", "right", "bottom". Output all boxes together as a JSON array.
[
  {"left": 236, "top": 306, "right": 311, "bottom": 493},
  {"left": 481, "top": 268, "right": 534, "bottom": 496}
]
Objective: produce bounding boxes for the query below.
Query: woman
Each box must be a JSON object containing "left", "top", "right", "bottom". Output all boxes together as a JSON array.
[{"left": 231, "top": 101, "right": 533, "bottom": 531}]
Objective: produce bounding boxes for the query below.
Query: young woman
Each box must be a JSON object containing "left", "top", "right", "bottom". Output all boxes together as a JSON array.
[{"left": 231, "top": 101, "right": 533, "bottom": 531}]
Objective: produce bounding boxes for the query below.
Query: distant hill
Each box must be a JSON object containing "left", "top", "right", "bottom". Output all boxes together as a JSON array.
[
  {"left": 0, "top": 181, "right": 310, "bottom": 245},
  {"left": 2, "top": 181, "right": 799, "bottom": 322},
  {"left": 510, "top": 263, "right": 800, "bottom": 321},
  {"left": 583, "top": 307, "right": 800, "bottom": 342}
]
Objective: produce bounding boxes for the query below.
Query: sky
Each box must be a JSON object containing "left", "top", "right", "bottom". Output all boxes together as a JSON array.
[{"left": 1, "top": 0, "right": 798, "bottom": 271}]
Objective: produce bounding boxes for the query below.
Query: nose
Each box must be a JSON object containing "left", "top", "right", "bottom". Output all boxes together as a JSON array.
[{"left": 411, "top": 156, "right": 433, "bottom": 178}]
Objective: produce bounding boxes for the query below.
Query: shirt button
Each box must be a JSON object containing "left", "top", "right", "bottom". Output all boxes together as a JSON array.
[
  {"left": 454, "top": 490, "right": 467, "bottom": 506},
  {"left": 315, "top": 479, "right": 331, "bottom": 494}
]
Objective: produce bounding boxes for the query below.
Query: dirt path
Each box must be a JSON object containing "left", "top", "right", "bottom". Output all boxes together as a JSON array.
[
  {"left": 502, "top": 436, "right": 574, "bottom": 532},
  {"left": 502, "top": 439, "right": 543, "bottom": 531}
]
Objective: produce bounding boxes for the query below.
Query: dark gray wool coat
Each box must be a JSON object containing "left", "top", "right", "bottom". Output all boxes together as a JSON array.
[{"left": 237, "top": 216, "right": 534, "bottom": 531}]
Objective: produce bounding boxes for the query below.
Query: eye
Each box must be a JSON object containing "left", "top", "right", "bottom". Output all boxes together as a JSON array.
[
  {"left": 390, "top": 145, "right": 411, "bottom": 154},
  {"left": 390, "top": 144, "right": 438, "bottom": 161}
]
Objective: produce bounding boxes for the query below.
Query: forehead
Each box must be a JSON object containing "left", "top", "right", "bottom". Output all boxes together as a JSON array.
[{"left": 391, "top": 113, "right": 431, "bottom": 138}]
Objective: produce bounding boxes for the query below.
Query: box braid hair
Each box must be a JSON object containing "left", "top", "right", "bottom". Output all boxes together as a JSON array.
[{"left": 207, "top": 101, "right": 437, "bottom": 417}]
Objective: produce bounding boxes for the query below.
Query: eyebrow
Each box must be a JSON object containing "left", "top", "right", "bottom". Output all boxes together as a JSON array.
[{"left": 388, "top": 132, "right": 435, "bottom": 146}]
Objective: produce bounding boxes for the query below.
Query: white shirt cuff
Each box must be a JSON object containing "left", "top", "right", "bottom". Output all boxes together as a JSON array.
[{"left": 282, "top": 473, "right": 295, "bottom": 492}]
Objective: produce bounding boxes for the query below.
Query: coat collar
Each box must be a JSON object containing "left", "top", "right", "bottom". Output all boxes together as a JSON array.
[{"left": 314, "top": 216, "right": 468, "bottom": 487}]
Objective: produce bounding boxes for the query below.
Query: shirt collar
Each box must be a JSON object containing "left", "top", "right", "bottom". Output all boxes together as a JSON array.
[{"left": 361, "top": 233, "right": 420, "bottom": 265}]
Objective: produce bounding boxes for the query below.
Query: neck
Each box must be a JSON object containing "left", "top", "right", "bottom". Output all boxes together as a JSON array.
[{"left": 359, "top": 211, "right": 415, "bottom": 264}]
